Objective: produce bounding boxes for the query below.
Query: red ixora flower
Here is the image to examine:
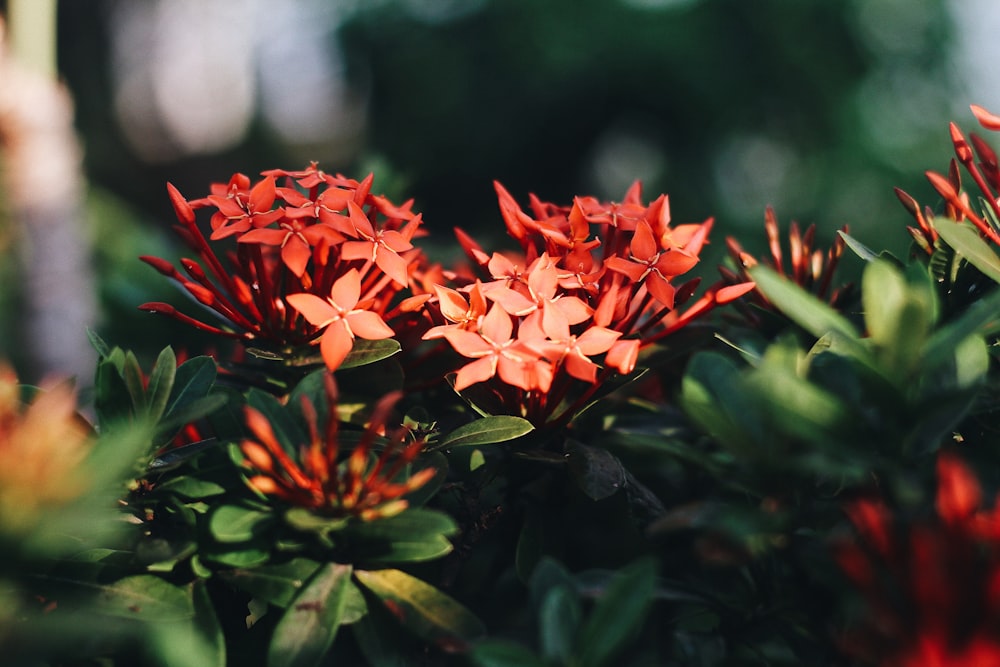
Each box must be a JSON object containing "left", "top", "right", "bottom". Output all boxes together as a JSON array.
[
  {"left": 898, "top": 104, "right": 1000, "bottom": 255},
  {"left": 419, "top": 181, "right": 753, "bottom": 427},
  {"left": 139, "top": 166, "right": 427, "bottom": 372},
  {"left": 239, "top": 376, "right": 436, "bottom": 521},
  {"left": 835, "top": 451, "right": 1000, "bottom": 666}
]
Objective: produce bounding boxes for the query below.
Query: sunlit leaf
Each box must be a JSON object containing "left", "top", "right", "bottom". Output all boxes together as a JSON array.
[
  {"left": 748, "top": 265, "right": 859, "bottom": 341},
  {"left": 432, "top": 416, "right": 534, "bottom": 451},
  {"left": 268, "top": 563, "right": 354, "bottom": 667},
  {"left": 933, "top": 218, "right": 1000, "bottom": 285},
  {"left": 354, "top": 568, "right": 486, "bottom": 649},
  {"left": 220, "top": 558, "right": 321, "bottom": 608}
]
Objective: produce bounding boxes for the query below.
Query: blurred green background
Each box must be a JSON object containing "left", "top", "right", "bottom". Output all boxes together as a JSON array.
[{"left": 1, "top": 0, "right": 995, "bottom": 381}]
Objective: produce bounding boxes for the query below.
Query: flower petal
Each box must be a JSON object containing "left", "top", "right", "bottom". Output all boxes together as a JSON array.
[
  {"left": 320, "top": 321, "right": 354, "bottom": 371},
  {"left": 346, "top": 310, "right": 395, "bottom": 340},
  {"left": 287, "top": 293, "right": 337, "bottom": 327}
]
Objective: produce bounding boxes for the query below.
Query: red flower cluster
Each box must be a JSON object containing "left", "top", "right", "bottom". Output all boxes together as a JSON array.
[
  {"left": 899, "top": 104, "right": 1000, "bottom": 254},
  {"left": 240, "top": 379, "right": 435, "bottom": 521},
  {"left": 836, "top": 452, "right": 1000, "bottom": 666},
  {"left": 423, "top": 181, "right": 753, "bottom": 426},
  {"left": 721, "top": 206, "right": 854, "bottom": 323},
  {"left": 140, "top": 165, "right": 426, "bottom": 371}
]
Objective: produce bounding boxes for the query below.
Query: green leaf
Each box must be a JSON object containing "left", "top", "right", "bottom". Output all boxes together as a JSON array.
[
  {"left": 86, "top": 328, "right": 113, "bottom": 358},
  {"left": 122, "top": 350, "right": 147, "bottom": 412},
  {"left": 925, "top": 286, "right": 1000, "bottom": 370},
  {"left": 680, "top": 352, "right": 759, "bottom": 453},
  {"left": 354, "top": 568, "right": 486, "bottom": 649},
  {"left": 208, "top": 504, "right": 274, "bottom": 543},
  {"left": 539, "top": 584, "right": 582, "bottom": 663},
  {"left": 147, "top": 347, "right": 177, "bottom": 423},
  {"left": 348, "top": 508, "right": 458, "bottom": 564},
  {"left": 191, "top": 579, "right": 226, "bottom": 667},
  {"left": 748, "top": 265, "right": 860, "bottom": 341},
  {"left": 153, "top": 394, "right": 228, "bottom": 445},
  {"left": 164, "top": 356, "right": 217, "bottom": 421},
  {"left": 268, "top": 563, "right": 354, "bottom": 667},
  {"left": 838, "top": 230, "right": 879, "bottom": 262},
  {"left": 339, "top": 339, "right": 402, "bottom": 369},
  {"left": 77, "top": 574, "right": 193, "bottom": 621},
  {"left": 202, "top": 547, "right": 271, "bottom": 569},
  {"left": 470, "top": 641, "right": 548, "bottom": 667},
  {"left": 933, "top": 218, "right": 1000, "bottom": 285},
  {"left": 220, "top": 558, "right": 321, "bottom": 608},
  {"left": 153, "top": 475, "right": 227, "bottom": 500},
  {"left": 431, "top": 416, "right": 534, "bottom": 451},
  {"left": 577, "top": 558, "right": 657, "bottom": 667}
]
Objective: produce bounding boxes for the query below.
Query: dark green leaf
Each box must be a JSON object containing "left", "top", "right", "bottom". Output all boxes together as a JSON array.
[
  {"left": 65, "top": 574, "right": 193, "bottom": 621},
  {"left": 147, "top": 347, "right": 177, "bottom": 422},
  {"left": 567, "top": 442, "right": 625, "bottom": 501},
  {"left": 539, "top": 584, "right": 582, "bottom": 663},
  {"left": 220, "top": 558, "right": 321, "bottom": 608},
  {"left": 153, "top": 475, "right": 227, "bottom": 500},
  {"left": 432, "top": 416, "right": 534, "bottom": 451},
  {"left": 153, "top": 393, "right": 229, "bottom": 445},
  {"left": 354, "top": 568, "right": 486, "bottom": 649},
  {"left": 470, "top": 641, "right": 548, "bottom": 667},
  {"left": 86, "top": 328, "right": 112, "bottom": 358},
  {"left": 268, "top": 563, "right": 354, "bottom": 667},
  {"left": 164, "top": 356, "right": 217, "bottom": 421},
  {"left": 348, "top": 508, "right": 457, "bottom": 564},
  {"left": 577, "top": 558, "right": 657, "bottom": 667}
]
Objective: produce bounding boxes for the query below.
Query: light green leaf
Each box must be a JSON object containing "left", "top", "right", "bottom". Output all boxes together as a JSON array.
[
  {"left": 748, "top": 265, "right": 859, "bottom": 340},
  {"left": 934, "top": 218, "right": 1000, "bottom": 285},
  {"left": 208, "top": 504, "right": 273, "bottom": 543}
]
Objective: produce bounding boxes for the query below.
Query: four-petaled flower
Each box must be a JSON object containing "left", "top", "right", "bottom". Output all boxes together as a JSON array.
[{"left": 287, "top": 269, "right": 395, "bottom": 371}]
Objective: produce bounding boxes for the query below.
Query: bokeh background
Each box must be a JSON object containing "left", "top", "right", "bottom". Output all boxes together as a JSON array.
[{"left": 1, "top": 0, "right": 998, "bottom": 383}]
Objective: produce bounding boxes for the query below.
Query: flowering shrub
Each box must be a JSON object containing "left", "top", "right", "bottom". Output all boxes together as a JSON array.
[{"left": 8, "top": 105, "right": 1000, "bottom": 666}]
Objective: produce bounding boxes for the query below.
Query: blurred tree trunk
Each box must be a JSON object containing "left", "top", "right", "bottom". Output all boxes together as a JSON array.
[{"left": 0, "top": 5, "right": 96, "bottom": 384}]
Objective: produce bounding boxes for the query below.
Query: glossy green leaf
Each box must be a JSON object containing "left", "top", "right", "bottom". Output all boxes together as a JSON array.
[
  {"left": 432, "top": 416, "right": 534, "bottom": 451},
  {"left": 351, "top": 603, "right": 417, "bottom": 667},
  {"left": 339, "top": 338, "right": 402, "bottom": 369},
  {"left": 153, "top": 475, "right": 227, "bottom": 500},
  {"left": 354, "top": 568, "right": 486, "bottom": 649},
  {"left": 577, "top": 558, "right": 657, "bottom": 667},
  {"left": 208, "top": 504, "right": 273, "bottom": 543},
  {"left": 202, "top": 547, "right": 271, "bottom": 569},
  {"left": 86, "top": 327, "right": 113, "bottom": 358},
  {"left": 748, "top": 265, "right": 860, "bottom": 341},
  {"left": 933, "top": 218, "right": 1000, "bottom": 285},
  {"left": 268, "top": 563, "right": 354, "bottom": 667}
]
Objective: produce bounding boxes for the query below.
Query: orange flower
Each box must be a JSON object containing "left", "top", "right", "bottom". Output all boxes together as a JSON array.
[
  {"left": 287, "top": 269, "right": 395, "bottom": 372},
  {"left": 0, "top": 365, "right": 92, "bottom": 532},
  {"left": 240, "top": 380, "right": 435, "bottom": 521}
]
